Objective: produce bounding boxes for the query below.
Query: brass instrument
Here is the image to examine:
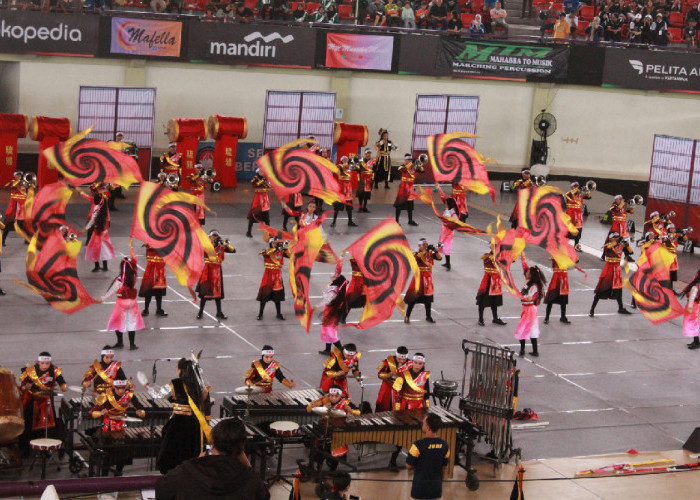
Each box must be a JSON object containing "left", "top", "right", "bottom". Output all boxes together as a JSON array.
[
  {"left": 679, "top": 227, "right": 694, "bottom": 236},
  {"left": 534, "top": 175, "right": 547, "bottom": 187},
  {"left": 157, "top": 172, "right": 167, "bottom": 183},
  {"left": 165, "top": 173, "right": 180, "bottom": 189},
  {"left": 203, "top": 168, "right": 217, "bottom": 181},
  {"left": 582, "top": 180, "right": 597, "bottom": 195},
  {"left": 663, "top": 210, "right": 676, "bottom": 221},
  {"left": 67, "top": 232, "right": 78, "bottom": 242},
  {"left": 23, "top": 172, "right": 36, "bottom": 186},
  {"left": 414, "top": 153, "right": 429, "bottom": 168},
  {"left": 632, "top": 194, "right": 644, "bottom": 205}
]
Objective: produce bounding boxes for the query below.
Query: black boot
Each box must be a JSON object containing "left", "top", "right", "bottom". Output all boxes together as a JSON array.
[
  {"left": 142, "top": 296, "right": 151, "bottom": 316},
  {"left": 404, "top": 303, "right": 415, "bottom": 324},
  {"left": 318, "top": 343, "right": 332, "bottom": 355},
  {"left": 544, "top": 303, "right": 552, "bottom": 324},
  {"left": 477, "top": 306, "right": 485, "bottom": 326},
  {"left": 257, "top": 302, "right": 265, "bottom": 320},
  {"left": 560, "top": 304, "right": 570, "bottom": 323},
  {"left": 112, "top": 331, "right": 124, "bottom": 349},
  {"left": 425, "top": 304, "right": 435, "bottom": 323},
  {"left": 215, "top": 299, "right": 227, "bottom": 320},
  {"left": 102, "top": 260, "right": 108, "bottom": 271},
  {"left": 407, "top": 210, "right": 418, "bottom": 226},
  {"left": 395, "top": 207, "right": 401, "bottom": 224},
  {"left": 1, "top": 226, "right": 9, "bottom": 246},
  {"left": 155, "top": 296, "right": 167, "bottom": 316},
  {"left": 347, "top": 209, "right": 357, "bottom": 227},
  {"left": 128, "top": 331, "right": 138, "bottom": 350},
  {"left": 389, "top": 446, "right": 401, "bottom": 471},
  {"left": 519, "top": 340, "right": 525, "bottom": 357},
  {"left": 617, "top": 296, "right": 630, "bottom": 314},
  {"left": 246, "top": 220, "right": 254, "bottom": 238},
  {"left": 275, "top": 300, "right": 285, "bottom": 320},
  {"left": 492, "top": 306, "right": 506, "bottom": 325},
  {"left": 442, "top": 255, "right": 451, "bottom": 270},
  {"left": 530, "top": 338, "right": 539, "bottom": 357},
  {"left": 92, "top": 262, "right": 100, "bottom": 272},
  {"left": 197, "top": 299, "right": 206, "bottom": 319},
  {"left": 331, "top": 210, "right": 339, "bottom": 228},
  {"left": 688, "top": 337, "right": 700, "bottom": 350}
]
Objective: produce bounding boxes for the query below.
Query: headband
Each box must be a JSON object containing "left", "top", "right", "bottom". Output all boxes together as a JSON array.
[
  {"left": 101, "top": 349, "right": 115, "bottom": 356},
  {"left": 396, "top": 351, "right": 408, "bottom": 359},
  {"left": 329, "top": 387, "right": 343, "bottom": 395},
  {"left": 168, "top": 142, "right": 177, "bottom": 147},
  {"left": 343, "top": 349, "right": 356, "bottom": 356},
  {"left": 521, "top": 169, "right": 530, "bottom": 174},
  {"left": 38, "top": 355, "right": 51, "bottom": 362},
  {"left": 412, "top": 355, "right": 426, "bottom": 362},
  {"left": 113, "top": 379, "right": 128, "bottom": 387},
  {"left": 261, "top": 349, "right": 274, "bottom": 356}
]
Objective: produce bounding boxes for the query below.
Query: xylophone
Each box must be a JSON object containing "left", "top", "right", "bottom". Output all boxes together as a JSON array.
[
  {"left": 323, "top": 406, "right": 471, "bottom": 478},
  {"left": 221, "top": 388, "right": 324, "bottom": 425}
]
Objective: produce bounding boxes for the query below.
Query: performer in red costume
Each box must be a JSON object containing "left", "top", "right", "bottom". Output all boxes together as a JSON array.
[
  {"left": 139, "top": 245, "right": 168, "bottom": 317},
  {"left": 256, "top": 236, "right": 289, "bottom": 321},
  {"left": 565, "top": 181, "right": 591, "bottom": 251},
  {"left": 102, "top": 257, "right": 144, "bottom": 350},
  {"left": 187, "top": 164, "right": 207, "bottom": 226},
  {"left": 196, "top": 230, "right": 236, "bottom": 320},
  {"left": 394, "top": 154, "right": 423, "bottom": 227},
  {"left": 331, "top": 157, "right": 357, "bottom": 228},
  {"left": 509, "top": 168, "right": 532, "bottom": 229},
  {"left": 590, "top": 232, "right": 634, "bottom": 317},
  {"left": 393, "top": 353, "right": 430, "bottom": 410},
  {"left": 244, "top": 345, "right": 296, "bottom": 392},
  {"left": 375, "top": 345, "right": 409, "bottom": 412},
  {"left": 246, "top": 169, "right": 271, "bottom": 238},
  {"left": 514, "top": 261, "right": 547, "bottom": 357},
  {"left": 452, "top": 182, "right": 469, "bottom": 222},
  {"left": 544, "top": 257, "right": 572, "bottom": 325},
  {"left": 476, "top": 250, "right": 507, "bottom": 326},
  {"left": 404, "top": 238, "right": 442, "bottom": 324},
  {"left": 82, "top": 346, "right": 127, "bottom": 394},
  {"left": 320, "top": 343, "right": 361, "bottom": 395}
]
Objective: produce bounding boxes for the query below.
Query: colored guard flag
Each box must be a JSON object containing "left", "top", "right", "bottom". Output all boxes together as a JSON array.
[
  {"left": 23, "top": 182, "right": 75, "bottom": 241},
  {"left": 489, "top": 216, "right": 527, "bottom": 299},
  {"left": 416, "top": 186, "right": 486, "bottom": 235},
  {"left": 289, "top": 217, "right": 326, "bottom": 332}
]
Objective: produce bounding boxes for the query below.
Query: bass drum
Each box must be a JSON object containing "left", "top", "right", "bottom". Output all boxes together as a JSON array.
[
  {"left": 0, "top": 367, "right": 24, "bottom": 443},
  {"left": 151, "top": 0, "right": 167, "bottom": 12}
]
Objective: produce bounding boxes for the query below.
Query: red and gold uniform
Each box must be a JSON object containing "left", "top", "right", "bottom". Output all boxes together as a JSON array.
[
  {"left": 374, "top": 130, "right": 395, "bottom": 189},
  {"left": 357, "top": 153, "right": 374, "bottom": 212},
  {"left": 197, "top": 240, "right": 235, "bottom": 300},
  {"left": 188, "top": 172, "right": 207, "bottom": 224},
  {"left": 664, "top": 229, "right": 687, "bottom": 283},
  {"left": 257, "top": 246, "right": 290, "bottom": 304},
  {"left": 404, "top": 245, "right": 442, "bottom": 309},
  {"left": 139, "top": 246, "right": 167, "bottom": 303},
  {"left": 90, "top": 385, "right": 143, "bottom": 433},
  {"left": 609, "top": 197, "right": 632, "bottom": 239},
  {"left": 320, "top": 345, "right": 361, "bottom": 395},
  {"left": 282, "top": 192, "right": 303, "bottom": 231},
  {"left": 590, "top": 236, "right": 634, "bottom": 315},
  {"left": 307, "top": 387, "right": 360, "bottom": 460},
  {"left": 544, "top": 257, "right": 571, "bottom": 323},
  {"left": 509, "top": 174, "right": 533, "bottom": 229},
  {"left": 393, "top": 364, "right": 430, "bottom": 411},
  {"left": 160, "top": 150, "right": 181, "bottom": 176},
  {"left": 345, "top": 258, "right": 367, "bottom": 312},
  {"left": 82, "top": 357, "right": 126, "bottom": 394},
  {"left": 244, "top": 359, "right": 294, "bottom": 393},
  {"left": 394, "top": 159, "right": 423, "bottom": 226},
  {"left": 452, "top": 183, "right": 469, "bottom": 221},
  {"left": 19, "top": 358, "right": 66, "bottom": 433},
  {"left": 375, "top": 349, "right": 409, "bottom": 412},
  {"left": 4, "top": 176, "right": 27, "bottom": 224},
  {"left": 248, "top": 174, "right": 271, "bottom": 223},
  {"left": 331, "top": 161, "right": 355, "bottom": 227},
  {"left": 476, "top": 251, "right": 506, "bottom": 325},
  {"left": 565, "top": 186, "right": 590, "bottom": 230}
]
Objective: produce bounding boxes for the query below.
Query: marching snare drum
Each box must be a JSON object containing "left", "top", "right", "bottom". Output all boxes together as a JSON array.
[
  {"left": 433, "top": 379, "right": 458, "bottom": 397},
  {"left": 29, "top": 438, "right": 62, "bottom": 451},
  {"left": 269, "top": 420, "right": 300, "bottom": 437}
]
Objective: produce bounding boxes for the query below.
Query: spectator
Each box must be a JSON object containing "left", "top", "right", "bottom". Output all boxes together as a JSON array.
[
  {"left": 539, "top": 2, "right": 557, "bottom": 39},
  {"left": 203, "top": 4, "right": 217, "bottom": 19},
  {"left": 446, "top": 0, "right": 460, "bottom": 15},
  {"left": 641, "top": 0, "right": 656, "bottom": 18},
  {"left": 626, "top": 0, "right": 641, "bottom": 20},
  {"left": 406, "top": 414, "right": 450, "bottom": 500},
  {"left": 651, "top": 12, "right": 669, "bottom": 45},
  {"left": 470, "top": 13, "right": 486, "bottom": 34},
  {"left": 641, "top": 13, "right": 655, "bottom": 43},
  {"left": 562, "top": 0, "right": 578, "bottom": 14},
  {"left": 402, "top": 1, "right": 416, "bottom": 28},
  {"left": 612, "top": 0, "right": 629, "bottom": 16},
  {"left": 565, "top": 10, "right": 578, "bottom": 36},
  {"left": 490, "top": 1, "right": 509, "bottom": 35},
  {"left": 416, "top": 1, "right": 431, "bottom": 27},
  {"left": 385, "top": 0, "right": 402, "bottom": 26},
  {"left": 368, "top": 0, "right": 387, "bottom": 25},
  {"left": 292, "top": 2, "right": 308, "bottom": 21},
  {"left": 320, "top": 472, "right": 353, "bottom": 500},
  {"left": 233, "top": 1, "right": 255, "bottom": 21},
  {"left": 603, "top": 12, "right": 623, "bottom": 41},
  {"left": 553, "top": 12, "right": 570, "bottom": 38},
  {"left": 356, "top": 0, "right": 369, "bottom": 24},
  {"left": 311, "top": 4, "right": 328, "bottom": 22},
  {"left": 155, "top": 418, "right": 269, "bottom": 500},
  {"left": 270, "top": 0, "right": 289, "bottom": 19},
  {"left": 447, "top": 10, "right": 463, "bottom": 31},
  {"left": 484, "top": 0, "right": 496, "bottom": 13},
  {"left": 585, "top": 15, "right": 605, "bottom": 41},
  {"left": 684, "top": 17, "right": 698, "bottom": 47},
  {"left": 257, "top": 0, "right": 273, "bottom": 19},
  {"left": 430, "top": 0, "right": 449, "bottom": 29},
  {"left": 326, "top": 3, "right": 339, "bottom": 22},
  {"left": 688, "top": 3, "right": 700, "bottom": 25},
  {"left": 669, "top": 0, "right": 682, "bottom": 12},
  {"left": 629, "top": 13, "right": 644, "bottom": 42},
  {"left": 322, "top": 0, "right": 335, "bottom": 9}
]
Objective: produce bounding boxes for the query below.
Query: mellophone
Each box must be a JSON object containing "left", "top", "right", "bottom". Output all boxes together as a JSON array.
[{"left": 221, "top": 388, "right": 325, "bottom": 425}]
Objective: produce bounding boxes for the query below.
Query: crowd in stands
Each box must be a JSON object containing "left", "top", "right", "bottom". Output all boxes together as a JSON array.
[{"left": 4, "top": 0, "right": 699, "bottom": 47}]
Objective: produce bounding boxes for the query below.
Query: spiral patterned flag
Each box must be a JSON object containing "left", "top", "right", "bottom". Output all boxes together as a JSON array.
[
  {"left": 23, "top": 182, "right": 74, "bottom": 239},
  {"left": 15, "top": 229, "right": 98, "bottom": 314},
  {"left": 516, "top": 186, "right": 578, "bottom": 269},
  {"left": 624, "top": 242, "right": 684, "bottom": 324},
  {"left": 256, "top": 139, "right": 344, "bottom": 205},
  {"left": 416, "top": 187, "right": 486, "bottom": 235},
  {"left": 489, "top": 217, "right": 527, "bottom": 299},
  {"left": 131, "top": 182, "right": 215, "bottom": 296},
  {"left": 343, "top": 218, "right": 419, "bottom": 329},
  {"left": 289, "top": 220, "right": 325, "bottom": 332},
  {"left": 426, "top": 132, "right": 496, "bottom": 203},
  {"left": 258, "top": 222, "right": 294, "bottom": 243},
  {"left": 43, "top": 128, "right": 143, "bottom": 189}
]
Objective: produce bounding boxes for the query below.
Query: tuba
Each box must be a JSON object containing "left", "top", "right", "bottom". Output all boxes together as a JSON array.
[
  {"left": 534, "top": 175, "right": 547, "bottom": 187},
  {"left": 165, "top": 173, "right": 180, "bottom": 189}
]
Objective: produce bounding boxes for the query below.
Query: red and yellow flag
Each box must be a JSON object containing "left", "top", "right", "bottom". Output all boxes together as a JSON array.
[
  {"left": 289, "top": 217, "right": 326, "bottom": 332},
  {"left": 416, "top": 186, "right": 487, "bottom": 235},
  {"left": 23, "top": 182, "right": 75, "bottom": 240},
  {"left": 489, "top": 216, "right": 527, "bottom": 299}
]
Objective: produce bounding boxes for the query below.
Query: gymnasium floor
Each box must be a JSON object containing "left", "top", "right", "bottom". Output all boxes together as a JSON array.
[{"left": 1, "top": 181, "right": 699, "bottom": 498}]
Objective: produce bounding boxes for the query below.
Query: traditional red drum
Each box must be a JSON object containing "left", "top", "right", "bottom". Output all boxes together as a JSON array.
[
  {"left": 0, "top": 113, "right": 29, "bottom": 185},
  {"left": 167, "top": 118, "right": 208, "bottom": 189},
  {"left": 208, "top": 115, "right": 247, "bottom": 188},
  {"left": 334, "top": 122, "right": 368, "bottom": 190},
  {"left": 29, "top": 116, "right": 71, "bottom": 187}
]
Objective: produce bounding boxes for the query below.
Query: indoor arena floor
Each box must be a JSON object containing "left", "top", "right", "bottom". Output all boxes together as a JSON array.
[{"left": 1, "top": 181, "right": 699, "bottom": 498}]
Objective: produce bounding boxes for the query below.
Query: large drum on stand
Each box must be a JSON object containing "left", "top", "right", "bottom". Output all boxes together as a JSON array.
[
  {"left": 433, "top": 379, "right": 459, "bottom": 409},
  {"left": 0, "top": 367, "right": 24, "bottom": 443}
]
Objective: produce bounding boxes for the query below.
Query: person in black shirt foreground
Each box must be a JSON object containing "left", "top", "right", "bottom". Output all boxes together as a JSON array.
[
  {"left": 156, "top": 417, "right": 269, "bottom": 500},
  {"left": 406, "top": 414, "right": 450, "bottom": 500}
]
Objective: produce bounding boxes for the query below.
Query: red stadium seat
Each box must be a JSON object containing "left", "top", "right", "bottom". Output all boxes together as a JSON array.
[
  {"left": 307, "top": 2, "right": 320, "bottom": 13},
  {"left": 471, "top": 0, "right": 483, "bottom": 13},
  {"left": 669, "top": 12, "right": 685, "bottom": 27},
  {"left": 184, "top": 0, "right": 198, "bottom": 11},
  {"left": 461, "top": 12, "right": 475, "bottom": 25},
  {"left": 668, "top": 27, "right": 683, "bottom": 43},
  {"left": 291, "top": 1, "right": 302, "bottom": 12},
  {"left": 245, "top": 0, "right": 257, "bottom": 11},
  {"left": 579, "top": 5, "right": 595, "bottom": 20},
  {"left": 198, "top": 0, "right": 209, "bottom": 9},
  {"left": 576, "top": 20, "right": 589, "bottom": 36},
  {"left": 338, "top": 4, "right": 353, "bottom": 19}
]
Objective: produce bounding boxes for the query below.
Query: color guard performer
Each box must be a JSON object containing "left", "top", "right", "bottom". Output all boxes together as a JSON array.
[
  {"left": 404, "top": 239, "right": 442, "bottom": 324},
  {"left": 102, "top": 257, "right": 144, "bottom": 350},
  {"left": 609, "top": 195, "right": 633, "bottom": 239},
  {"left": 643, "top": 211, "right": 665, "bottom": 239},
  {"left": 85, "top": 184, "right": 115, "bottom": 272},
  {"left": 18, "top": 352, "right": 68, "bottom": 451},
  {"left": 663, "top": 225, "right": 687, "bottom": 286},
  {"left": 357, "top": 150, "right": 374, "bottom": 213},
  {"left": 544, "top": 258, "right": 571, "bottom": 325},
  {"left": 139, "top": 244, "right": 168, "bottom": 317},
  {"left": 392, "top": 353, "right": 430, "bottom": 410},
  {"left": 589, "top": 233, "right": 634, "bottom": 317},
  {"left": 515, "top": 261, "right": 547, "bottom": 357},
  {"left": 375, "top": 346, "right": 409, "bottom": 412},
  {"left": 196, "top": 230, "right": 236, "bottom": 320},
  {"left": 509, "top": 168, "right": 532, "bottom": 229},
  {"left": 82, "top": 346, "right": 127, "bottom": 394},
  {"left": 331, "top": 157, "right": 357, "bottom": 228},
  {"left": 476, "top": 250, "right": 507, "bottom": 326},
  {"left": 394, "top": 154, "right": 423, "bottom": 227},
  {"left": 187, "top": 164, "right": 207, "bottom": 226},
  {"left": 680, "top": 270, "right": 700, "bottom": 350},
  {"left": 374, "top": 128, "right": 396, "bottom": 189},
  {"left": 89, "top": 377, "right": 146, "bottom": 476},
  {"left": 2, "top": 171, "right": 27, "bottom": 245},
  {"left": 438, "top": 195, "right": 459, "bottom": 271},
  {"left": 281, "top": 192, "right": 303, "bottom": 231},
  {"left": 256, "top": 236, "right": 290, "bottom": 321},
  {"left": 452, "top": 182, "right": 469, "bottom": 222},
  {"left": 320, "top": 343, "right": 361, "bottom": 395},
  {"left": 339, "top": 257, "right": 367, "bottom": 323},
  {"left": 317, "top": 273, "right": 349, "bottom": 355},
  {"left": 300, "top": 199, "right": 320, "bottom": 228},
  {"left": 565, "top": 181, "right": 591, "bottom": 250},
  {"left": 246, "top": 170, "right": 271, "bottom": 238},
  {"left": 244, "top": 345, "right": 296, "bottom": 392}
]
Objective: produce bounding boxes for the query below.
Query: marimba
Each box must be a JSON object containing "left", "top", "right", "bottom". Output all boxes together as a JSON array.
[{"left": 221, "top": 389, "right": 324, "bottom": 425}]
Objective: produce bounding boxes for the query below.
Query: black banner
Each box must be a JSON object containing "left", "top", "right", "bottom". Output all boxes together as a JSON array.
[
  {"left": 436, "top": 39, "right": 569, "bottom": 80},
  {"left": 397, "top": 32, "right": 440, "bottom": 76},
  {"left": 187, "top": 23, "right": 315, "bottom": 68},
  {"left": 603, "top": 48, "right": 700, "bottom": 93},
  {"left": 0, "top": 10, "right": 99, "bottom": 56}
]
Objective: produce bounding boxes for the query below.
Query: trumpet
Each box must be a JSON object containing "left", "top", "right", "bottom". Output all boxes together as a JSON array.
[
  {"left": 415, "top": 153, "right": 429, "bottom": 168},
  {"left": 534, "top": 175, "right": 547, "bottom": 187},
  {"left": 165, "top": 173, "right": 180, "bottom": 189},
  {"left": 582, "top": 180, "right": 597, "bottom": 194},
  {"left": 662, "top": 210, "right": 676, "bottom": 221},
  {"left": 203, "top": 168, "right": 217, "bottom": 181},
  {"left": 67, "top": 232, "right": 79, "bottom": 242},
  {"left": 157, "top": 172, "right": 167, "bottom": 183},
  {"left": 276, "top": 240, "right": 290, "bottom": 250},
  {"left": 679, "top": 227, "right": 694, "bottom": 236},
  {"left": 23, "top": 172, "right": 36, "bottom": 185},
  {"left": 633, "top": 194, "right": 644, "bottom": 205}
]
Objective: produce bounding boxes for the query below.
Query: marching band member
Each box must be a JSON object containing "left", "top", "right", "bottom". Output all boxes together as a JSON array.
[
  {"left": 316, "top": 273, "right": 348, "bottom": 355},
  {"left": 196, "top": 230, "right": 236, "bottom": 320},
  {"left": 244, "top": 345, "right": 296, "bottom": 392},
  {"left": 85, "top": 184, "right": 115, "bottom": 272},
  {"left": 452, "top": 182, "right": 469, "bottom": 222},
  {"left": 375, "top": 346, "right": 410, "bottom": 412},
  {"left": 18, "top": 352, "right": 68, "bottom": 451},
  {"left": 357, "top": 150, "right": 374, "bottom": 213},
  {"left": 256, "top": 235, "right": 290, "bottom": 321},
  {"left": 320, "top": 343, "right": 361, "bottom": 395},
  {"left": 2, "top": 171, "right": 27, "bottom": 245},
  {"left": 565, "top": 181, "right": 591, "bottom": 250},
  {"left": 509, "top": 168, "right": 532, "bottom": 229},
  {"left": 590, "top": 232, "right": 634, "bottom": 317},
  {"left": 438, "top": 195, "right": 459, "bottom": 271},
  {"left": 281, "top": 192, "right": 303, "bottom": 231},
  {"left": 392, "top": 353, "right": 430, "bottom": 410},
  {"left": 159, "top": 142, "right": 181, "bottom": 190},
  {"left": 0, "top": 217, "right": 4, "bottom": 294},
  {"left": 89, "top": 376, "right": 146, "bottom": 476},
  {"left": 331, "top": 157, "right": 357, "bottom": 228},
  {"left": 476, "top": 250, "right": 507, "bottom": 326},
  {"left": 544, "top": 257, "right": 571, "bottom": 325},
  {"left": 680, "top": 270, "right": 700, "bottom": 350},
  {"left": 609, "top": 195, "right": 632, "bottom": 239},
  {"left": 404, "top": 239, "right": 442, "bottom": 324},
  {"left": 374, "top": 128, "right": 396, "bottom": 189},
  {"left": 157, "top": 358, "right": 212, "bottom": 474},
  {"left": 664, "top": 225, "right": 687, "bottom": 286},
  {"left": 643, "top": 211, "right": 665, "bottom": 239},
  {"left": 246, "top": 169, "right": 271, "bottom": 238},
  {"left": 82, "top": 346, "right": 127, "bottom": 394},
  {"left": 102, "top": 257, "right": 144, "bottom": 350},
  {"left": 394, "top": 154, "right": 423, "bottom": 227},
  {"left": 139, "top": 244, "right": 168, "bottom": 317},
  {"left": 339, "top": 257, "right": 367, "bottom": 323},
  {"left": 187, "top": 164, "right": 207, "bottom": 225},
  {"left": 515, "top": 260, "right": 547, "bottom": 357}
]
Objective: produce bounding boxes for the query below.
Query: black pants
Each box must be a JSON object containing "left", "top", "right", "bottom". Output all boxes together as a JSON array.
[
  {"left": 198, "top": 298, "right": 223, "bottom": 315},
  {"left": 247, "top": 211, "right": 270, "bottom": 235},
  {"left": 478, "top": 305, "right": 499, "bottom": 322},
  {"left": 143, "top": 295, "right": 164, "bottom": 313}
]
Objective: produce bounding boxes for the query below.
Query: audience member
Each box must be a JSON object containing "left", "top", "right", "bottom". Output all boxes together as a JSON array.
[
  {"left": 271, "top": 0, "right": 290, "bottom": 19},
  {"left": 256, "top": 0, "right": 272, "bottom": 19},
  {"left": 320, "top": 472, "right": 353, "bottom": 500},
  {"left": 669, "top": 0, "right": 682, "bottom": 12},
  {"left": 430, "top": 0, "right": 449, "bottom": 29},
  {"left": 688, "top": 3, "right": 700, "bottom": 25},
  {"left": 470, "top": 13, "right": 485, "bottom": 35},
  {"left": 628, "top": 13, "right": 644, "bottom": 43},
  {"left": 292, "top": 2, "right": 308, "bottom": 21},
  {"left": 684, "top": 17, "right": 697, "bottom": 47},
  {"left": 490, "top": 1, "right": 508, "bottom": 35},
  {"left": 651, "top": 12, "right": 669, "bottom": 45},
  {"left": 585, "top": 15, "right": 605, "bottom": 41},
  {"left": 641, "top": 13, "right": 655, "bottom": 43},
  {"left": 402, "top": 1, "right": 416, "bottom": 28},
  {"left": 406, "top": 415, "right": 450, "bottom": 500},
  {"left": 311, "top": 4, "right": 328, "bottom": 22},
  {"left": 326, "top": 3, "right": 339, "bottom": 22},
  {"left": 562, "top": 0, "right": 578, "bottom": 13},
  {"left": 416, "top": 1, "right": 431, "bottom": 27},
  {"left": 553, "top": 12, "right": 570, "bottom": 39},
  {"left": 447, "top": 10, "right": 463, "bottom": 31},
  {"left": 368, "top": 0, "right": 387, "bottom": 25},
  {"left": 232, "top": 1, "right": 255, "bottom": 22},
  {"left": 385, "top": 0, "right": 402, "bottom": 26},
  {"left": 565, "top": 10, "right": 577, "bottom": 37}
]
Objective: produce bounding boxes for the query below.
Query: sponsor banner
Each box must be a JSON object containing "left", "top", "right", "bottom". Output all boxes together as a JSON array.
[
  {"left": 325, "top": 32, "right": 394, "bottom": 72},
  {"left": 198, "top": 142, "right": 263, "bottom": 181},
  {"left": 110, "top": 17, "right": 182, "bottom": 58},
  {"left": 187, "top": 23, "right": 315, "bottom": 68},
  {"left": 436, "top": 39, "right": 569, "bottom": 80},
  {"left": 603, "top": 48, "right": 700, "bottom": 93},
  {"left": 0, "top": 10, "right": 99, "bottom": 56}
]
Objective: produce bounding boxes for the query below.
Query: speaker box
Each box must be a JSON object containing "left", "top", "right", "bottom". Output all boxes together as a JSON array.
[
  {"left": 530, "top": 140, "right": 548, "bottom": 166},
  {"left": 683, "top": 427, "right": 700, "bottom": 453}
]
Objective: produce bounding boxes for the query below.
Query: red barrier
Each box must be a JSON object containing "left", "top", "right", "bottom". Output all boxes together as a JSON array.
[
  {"left": 208, "top": 114, "right": 248, "bottom": 188},
  {"left": 167, "top": 118, "right": 208, "bottom": 189},
  {"left": 0, "top": 113, "right": 28, "bottom": 186},
  {"left": 334, "top": 122, "right": 368, "bottom": 189},
  {"left": 29, "top": 116, "right": 71, "bottom": 187}
]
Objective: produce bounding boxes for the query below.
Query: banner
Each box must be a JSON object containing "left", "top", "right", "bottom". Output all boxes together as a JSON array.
[
  {"left": 188, "top": 23, "right": 315, "bottom": 68},
  {"left": 603, "top": 48, "right": 700, "bottom": 93},
  {"left": 325, "top": 33, "right": 394, "bottom": 72},
  {"left": 0, "top": 10, "right": 99, "bottom": 56},
  {"left": 110, "top": 17, "right": 182, "bottom": 58},
  {"left": 197, "top": 142, "right": 263, "bottom": 181},
  {"left": 436, "top": 39, "right": 569, "bottom": 80}
]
